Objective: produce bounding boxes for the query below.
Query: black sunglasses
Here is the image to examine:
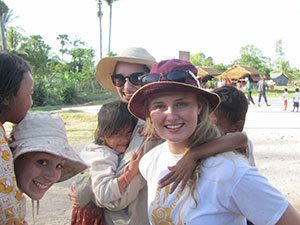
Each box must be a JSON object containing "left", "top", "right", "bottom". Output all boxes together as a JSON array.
[
  {"left": 111, "top": 72, "right": 145, "bottom": 87},
  {"left": 139, "top": 70, "right": 199, "bottom": 86}
]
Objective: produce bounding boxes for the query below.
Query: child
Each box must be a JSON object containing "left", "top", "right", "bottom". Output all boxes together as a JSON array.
[
  {"left": 9, "top": 112, "right": 87, "bottom": 223},
  {"left": 283, "top": 88, "right": 288, "bottom": 111},
  {"left": 0, "top": 51, "right": 33, "bottom": 225},
  {"left": 292, "top": 88, "right": 299, "bottom": 112},
  {"left": 70, "top": 100, "right": 143, "bottom": 225},
  {"left": 211, "top": 85, "right": 255, "bottom": 166}
]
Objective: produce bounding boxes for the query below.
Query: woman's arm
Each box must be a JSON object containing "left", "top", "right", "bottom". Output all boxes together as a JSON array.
[
  {"left": 159, "top": 132, "right": 248, "bottom": 192},
  {"left": 276, "top": 204, "right": 300, "bottom": 225}
]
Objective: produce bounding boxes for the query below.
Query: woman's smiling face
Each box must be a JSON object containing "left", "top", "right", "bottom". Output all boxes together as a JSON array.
[
  {"left": 14, "top": 152, "right": 65, "bottom": 200},
  {"left": 148, "top": 91, "right": 202, "bottom": 153}
]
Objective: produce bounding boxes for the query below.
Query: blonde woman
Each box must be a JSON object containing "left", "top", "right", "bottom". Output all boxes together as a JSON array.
[{"left": 128, "top": 59, "right": 300, "bottom": 225}]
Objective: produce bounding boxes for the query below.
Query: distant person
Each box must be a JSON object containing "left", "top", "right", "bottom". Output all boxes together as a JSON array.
[
  {"left": 292, "top": 88, "right": 299, "bottom": 112},
  {"left": 282, "top": 88, "right": 289, "bottom": 111},
  {"left": 257, "top": 76, "right": 271, "bottom": 107},
  {"left": 0, "top": 51, "right": 33, "bottom": 225},
  {"left": 9, "top": 112, "right": 87, "bottom": 223},
  {"left": 217, "top": 77, "right": 225, "bottom": 88},
  {"left": 245, "top": 77, "right": 255, "bottom": 105},
  {"left": 211, "top": 86, "right": 255, "bottom": 166}
]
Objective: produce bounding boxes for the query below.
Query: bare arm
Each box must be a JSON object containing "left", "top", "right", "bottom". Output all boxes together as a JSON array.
[
  {"left": 117, "top": 150, "right": 143, "bottom": 192},
  {"left": 276, "top": 203, "right": 300, "bottom": 225},
  {"left": 159, "top": 132, "right": 248, "bottom": 192}
]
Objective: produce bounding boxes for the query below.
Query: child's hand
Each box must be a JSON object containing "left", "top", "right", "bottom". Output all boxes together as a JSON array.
[
  {"left": 159, "top": 151, "right": 197, "bottom": 193},
  {"left": 127, "top": 149, "right": 144, "bottom": 179},
  {"left": 68, "top": 182, "right": 79, "bottom": 208}
]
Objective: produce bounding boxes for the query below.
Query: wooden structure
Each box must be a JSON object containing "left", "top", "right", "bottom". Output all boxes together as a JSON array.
[
  {"left": 219, "top": 65, "right": 262, "bottom": 83},
  {"left": 196, "top": 66, "right": 221, "bottom": 82},
  {"left": 270, "top": 72, "right": 288, "bottom": 86}
]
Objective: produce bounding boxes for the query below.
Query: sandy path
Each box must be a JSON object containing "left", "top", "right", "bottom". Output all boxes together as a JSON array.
[{"left": 25, "top": 97, "right": 300, "bottom": 224}]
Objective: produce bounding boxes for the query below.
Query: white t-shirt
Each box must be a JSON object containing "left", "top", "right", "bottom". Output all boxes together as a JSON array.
[
  {"left": 283, "top": 91, "right": 288, "bottom": 101},
  {"left": 139, "top": 142, "right": 288, "bottom": 225},
  {"left": 294, "top": 92, "right": 300, "bottom": 103}
]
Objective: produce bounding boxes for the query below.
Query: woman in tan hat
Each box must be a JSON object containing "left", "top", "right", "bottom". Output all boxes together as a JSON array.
[
  {"left": 70, "top": 47, "right": 250, "bottom": 225},
  {"left": 9, "top": 112, "right": 87, "bottom": 223},
  {"left": 129, "top": 59, "right": 300, "bottom": 225}
]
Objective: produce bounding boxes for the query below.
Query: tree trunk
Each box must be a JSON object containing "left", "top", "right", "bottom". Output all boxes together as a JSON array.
[
  {"left": 108, "top": 4, "right": 112, "bottom": 53},
  {"left": 97, "top": 0, "right": 103, "bottom": 59},
  {"left": 0, "top": 15, "right": 6, "bottom": 50}
]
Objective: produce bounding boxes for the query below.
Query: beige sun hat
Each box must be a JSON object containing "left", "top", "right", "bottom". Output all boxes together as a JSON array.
[
  {"left": 9, "top": 112, "right": 87, "bottom": 182},
  {"left": 94, "top": 47, "right": 156, "bottom": 94}
]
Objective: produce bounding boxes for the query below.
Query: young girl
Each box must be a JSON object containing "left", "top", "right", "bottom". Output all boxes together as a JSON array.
[
  {"left": 71, "top": 100, "right": 143, "bottom": 225},
  {"left": 0, "top": 51, "right": 34, "bottom": 225},
  {"left": 129, "top": 59, "right": 300, "bottom": 225}
]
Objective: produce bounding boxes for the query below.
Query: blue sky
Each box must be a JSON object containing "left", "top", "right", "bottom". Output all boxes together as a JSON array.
[{"left": 6, "top": 0, "right": 300, "bottom": 68}]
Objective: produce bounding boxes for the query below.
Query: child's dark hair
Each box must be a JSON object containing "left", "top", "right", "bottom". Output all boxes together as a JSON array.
[
  {"left": 94, "top": 100, "right": 138, "bottom": 145},
  {"left": 284, "top": 88, "right": 288, "bottom": 92},
  {"left": 0, "top": 51, "right": 31, "bottom": 117},
  {"left": 213, "top": 85, "right": 248, "bottom": 125},
  {"left": 296, "top": 88, "right": 299, "bottom": 92}
]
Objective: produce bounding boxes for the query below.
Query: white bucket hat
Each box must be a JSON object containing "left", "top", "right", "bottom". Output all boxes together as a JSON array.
[
  {"left": 94, "top": 47, "right": 156, "bottom": 94},
  {"left": 9, "top": 112, "right": 87, "bottom": 182}
]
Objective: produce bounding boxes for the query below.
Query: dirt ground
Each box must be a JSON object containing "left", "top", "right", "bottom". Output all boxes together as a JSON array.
[{"left": 25, "top": 97, "right": 300, "bottom": 225}]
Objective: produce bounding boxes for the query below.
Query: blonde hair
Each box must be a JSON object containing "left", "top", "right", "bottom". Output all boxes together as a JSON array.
[{"left": 143, "top": 94, "right": 221, "bottom": 207}]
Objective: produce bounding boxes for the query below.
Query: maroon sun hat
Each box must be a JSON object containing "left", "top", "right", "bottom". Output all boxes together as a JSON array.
[{"left": 128, "top": 59, "right": 220, "bottom": 120}]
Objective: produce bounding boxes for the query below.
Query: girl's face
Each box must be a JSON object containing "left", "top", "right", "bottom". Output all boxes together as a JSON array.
[
  {"left": 148, "top": 92, "right": 202, "bottom": 153},
  {"left": 103, "top": 126, "right": 133, "bottom": 153},
  {"left": 114, "top": 62, "right": 146, "bottom": 103},
  {"left": 5, "top": 71, "right": 34, "bottom": 123},
  {"left": 14, "top": 152, "right": 65, "bottom": 200}
]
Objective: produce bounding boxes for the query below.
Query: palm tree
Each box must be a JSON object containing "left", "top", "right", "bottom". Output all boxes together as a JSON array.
[
  {"left": 0, "top": 0, "right": 8, "bottom": 50},
  {"left": 56, "top": 34, "right": 69, "bottom": 61},
  {"left": 96, "top": 0, "right": 103, "bottom": 59},
  {"left": 104, "top": 0, "right": 117, "bottom": 54}
]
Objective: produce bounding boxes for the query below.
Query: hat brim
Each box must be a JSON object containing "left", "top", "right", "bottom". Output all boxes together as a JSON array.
[
  {"left": 94, "top": 56, "right": 156, "bottom": 94},
  {"left": 12, "top": 139, "right": 87, "bottom": 182},
  {"left": 128, "top": 81, "right": 220, "bottom": 121}
]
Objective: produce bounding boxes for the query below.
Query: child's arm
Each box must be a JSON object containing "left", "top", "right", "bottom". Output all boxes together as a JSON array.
[
  {"left": 159, "top": 132, "right": 248, "bottom": 193},
  {"left": 117, "top": 150, "right": 143, "bottom": 192}
]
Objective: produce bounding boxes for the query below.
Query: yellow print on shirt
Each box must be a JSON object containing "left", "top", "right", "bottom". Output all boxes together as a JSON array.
[
  {"left": 0, "top": 178, "right": 14, "bottom": 194},
  {"left": 151, "top": 185, "right": 183, "bottom": 225}
]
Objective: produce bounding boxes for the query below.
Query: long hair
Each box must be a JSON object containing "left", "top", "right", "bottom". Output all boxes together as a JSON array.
[
  {"left": 0, "top": 51, "right": 31, "bottom": 117},
  {"left": 143, "top": 94, "right": 220, "bottom": 206}
]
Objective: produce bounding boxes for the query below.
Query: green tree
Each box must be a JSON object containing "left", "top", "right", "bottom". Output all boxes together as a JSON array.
[
  {"left": 19, "top": 35, "right": 51, "bottom": 76},
  {"left": 0, "top": 0, "right": 8, "bottom": 50},
  {"left": 56, "top": 34, "right": 69, "bottom": 61},
  {"left": 273, "top": 40, "right": 299, "bottom": 81},
  {"left": 190, "top": 52, "right": 214, "bottom": 66},
  {"left": 6, "top": 26, "right": 24, "bottom": 52},
  {"left": 234, "top": 44, "right": 271, "bottom": 76}
]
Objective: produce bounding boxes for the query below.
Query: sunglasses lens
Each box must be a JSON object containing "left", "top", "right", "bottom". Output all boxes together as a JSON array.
[
  {"left": 165, "top": 71, "right": 186, "bottom": 83},
  {"left": 128, "top": 72, "right": 144, "bottom": 86},
  {"left": 111, "top": 74, "right": 126, "bottom": 87},
  {"left": 140, "top": 74, "right": 161, "bottom": 86}
]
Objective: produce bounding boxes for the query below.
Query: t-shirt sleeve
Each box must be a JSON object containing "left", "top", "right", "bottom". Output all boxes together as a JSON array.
[{"left": 228, "top": 167, "right": 289, "bottom": 225}]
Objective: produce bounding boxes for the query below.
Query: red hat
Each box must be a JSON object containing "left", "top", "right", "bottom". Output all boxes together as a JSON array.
[
  {"left": 128, "top": 59, "right": 220, "bottom": 120},
  {"left": 264, "top": 76, "right": 268, "bottom": 80}
]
